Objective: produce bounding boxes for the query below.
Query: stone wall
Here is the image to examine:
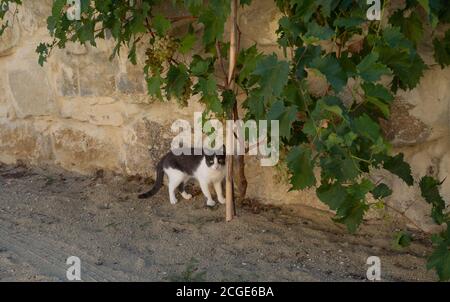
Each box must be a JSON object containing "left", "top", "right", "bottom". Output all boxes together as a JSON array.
[{"left": 0, "top": 1, "right": 449, "bottom": 232}]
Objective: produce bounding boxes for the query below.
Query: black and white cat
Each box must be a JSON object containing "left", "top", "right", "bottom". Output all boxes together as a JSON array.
[{"left": 138, "top": 147, "right": 226, "bottom": 206}]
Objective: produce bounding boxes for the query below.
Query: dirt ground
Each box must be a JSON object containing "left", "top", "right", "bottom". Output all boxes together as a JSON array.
[{"left": 0, "top": 163, "right": 438, "bottom": 281}]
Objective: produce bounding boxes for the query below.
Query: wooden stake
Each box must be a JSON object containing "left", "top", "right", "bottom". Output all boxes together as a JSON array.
[
  {"left": 225, "top": 122, "right": 235, "bottom": 221},
  {"left": 225, "top": 0, "right": 238, "bottom": 221}
]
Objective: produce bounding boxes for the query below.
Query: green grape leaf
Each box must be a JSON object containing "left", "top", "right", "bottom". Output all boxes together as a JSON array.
[
  {"left": 179, "top": 33, "right": 196, "bottom": 54},
  {"left": 183, "top": 0, "right": 203, "bottom": 15},
  {"left": 190, "top": 55, "right": 213, "bottom": 76},
  {"left": 252, "top": 54, "right": 290, "bottom": 98},
  {"left": 221, "top": 89, "right": 236, "bottom": 114},
  {"left": 317, "top": 182, "right": 347, "bottom": 210},
  {"left": 267, "top": 101, "right": 298, "bottom": 139},
  {"left": 377, "top": 28, "right": 427, "bottom": 91},
  {"left": 153, "top": 14, "right": 171, "bottom": 36},
  {"left": 302, "top": 119, "right": 317, "bottom": 138},
  {"left": 334, "top": 200, "right": 369, "bottom": 233},
  {"left": 294, "top": 45, "right": 322, "bottom": 80},
  {"left": 353, "top": 114, "right": 381, "bottom": 142},
  {"left": 362, "top": 82, "right": 394, "bottom": 103},
  {"left": 288, "top": 0, "right": 317, "bottom": 23},
  {"left": 393, "top": 231, "right": 412, "bottom": 249},
  {"left": 333, "top": 17, "right": 365, "bottom": 29},
  {"left": 316, "top": 0, "right": 335, "bottom": 18},
  {"left": 198, "top": 0, "right": 230, "bottom": 45},
  {"left": 36, "top": 42, "right": 49, "bottom": 66},
  {"left": 237, "top": 45, "right": 263, "bottom": 86},
  {"left": 371, "top": 183, "right": 393, "bottom": 199},
  {"left": 309, "top": 55, "right": 347, "bottom": 92},
  {"left": 287, "top": 145, "right": 316, "bottom": 190},
  {"left": 362, "top": 82, "right": 395, "bottom": 118},
  {"left": 166, "top": 64, "right": 190, "bottom": 99},
  {"left": 390, "top": 10, "right": 424, "bottom": 46},
  {"left": 382, "top": 154, "right": 414, "bottom": 186},
  {"left": 427, "top": 224, "right": 450, "bottom": 281},
  {"left": 312, "top": 96, "right": 347, "bottom": 121},
  {"left": 78, "top": 21, "right": 95, "bottom": 44},
  {"left": 194, "top": 75, "right": 223, "bottom": 114},
  {"left": 348, "top": 178, "right": 376, "bottom": 200},
  {"left": 332, "top": 179, "right": 374, "bottom": 233},
  {"left": 321, "top": 156, "right": 360, "bottom": 182},
  {"left": 356, "top": 52, "right": 391, "bottom": 82},
  {"left": 147, "top": 73, "right": 164, "bottom": 100},
  {"left": 419, "top": 176, "right": 447, "bottom": 224},
  {"left": 320, "top": 179, "right": 374, "bottom": 233},
  {"left": 433, "top": 30, "right": 450, "bottom": 68},
  {"left": 303, "top": 21, "right": 334, "bottom": 42}
]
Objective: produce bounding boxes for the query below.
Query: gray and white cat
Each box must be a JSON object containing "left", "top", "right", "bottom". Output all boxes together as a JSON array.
[{"left": 138, "top": 147, "right": 226, "bottom": 206}]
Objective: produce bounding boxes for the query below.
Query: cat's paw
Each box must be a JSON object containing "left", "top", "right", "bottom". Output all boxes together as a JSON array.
[
  {"left": 181, "top": 192, "right": 192, "bottom": 200},
  {"left": 206, "top": 199, "right": 216, "bottom": 207},
  {"left": 170, "top": 198, "right": 178, "bottom": 205},
  {"left": 218, "top": 196, "right": 226, "bottom": 204}
]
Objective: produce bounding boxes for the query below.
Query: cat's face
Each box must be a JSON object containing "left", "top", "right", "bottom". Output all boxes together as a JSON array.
[{"left": 205, "top": 154, "right": 226, "bottom": 170}]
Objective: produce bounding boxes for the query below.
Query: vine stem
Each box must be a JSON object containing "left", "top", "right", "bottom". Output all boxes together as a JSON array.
[
  {"left": 225, "top": 0, "right": 238, "bottom": 222},
  {"left": 215, "top": 41, "right": 228, "bottom": 85},
  {"left": 376, "top": 0, "right": 389, "bottom": 35},
  {"left": 382, "top": 202, "right": 425, "bottom": 232},
  {"left": 168, "top": 15, "right": 197, "bottom": 23}
]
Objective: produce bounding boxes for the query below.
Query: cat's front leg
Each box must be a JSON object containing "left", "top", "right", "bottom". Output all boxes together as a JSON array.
[
  {"left": 199, "top": 181, "right": 215, "bottom": 207},
  {"left": 213, "top": 181, "right": 225, "bottom": 204}
]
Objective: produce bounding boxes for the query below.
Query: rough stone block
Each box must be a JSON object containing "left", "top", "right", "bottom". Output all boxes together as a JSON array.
[
  {"left": 65, "top": 42, "right": 88, "bottom": 56},
  {"left": 238, "top": 0, "right": 280, "bottom": 47},
  {"left": 395, "top": 67, "right": 450, "bottom": 143},
  {"left": 8, "top": 67, "right": 57, "bottom": 118},
  {"left": 0, "top": 17, "right": 20, "bottom": 57},
  {"left": 380, "top": 101, "right": 431, "bottom": 147},
  {"left": 122, "top": 117, "right": 172, "bottom": 176},
  {"left": 0, "top": 74, "right": 15, "bottom": 119},
  {"left": 58, "top": 67, "right": 79, "bottom": 97},
  {"left": 19, "top": 0, "right": 53, "bottom": 34},
  {"left": 60, "top": 97, "right": 125, "bottom": 127},
  {"left": 51, "top": 122, "right": 122, "bottom": 174},
  {"left": 56, "top": 51, "right": 118, "bottom": 97},
  {"left": 116, "top": 71, "right": 145, "bottom": 94},
  {"left": 0, "top": 120, "right": 52, "bottom": 164}
]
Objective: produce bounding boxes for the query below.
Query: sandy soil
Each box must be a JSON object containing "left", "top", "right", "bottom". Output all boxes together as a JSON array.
[{"left": 0, "top": 163, "right": 438, "bottom": 281}]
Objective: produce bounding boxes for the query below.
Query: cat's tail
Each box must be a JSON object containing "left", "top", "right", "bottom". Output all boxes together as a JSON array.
[{"left": 138, "top": 159, "right": 164, "bottom": 199}]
